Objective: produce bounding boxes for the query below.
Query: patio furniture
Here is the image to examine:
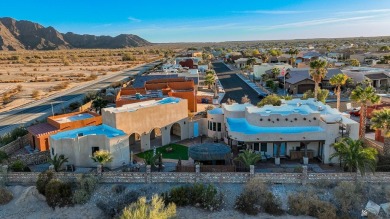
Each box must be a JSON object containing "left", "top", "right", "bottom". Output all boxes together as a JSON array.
[{"left": 290, "top": 150, "right": 314, "bottom": 160}]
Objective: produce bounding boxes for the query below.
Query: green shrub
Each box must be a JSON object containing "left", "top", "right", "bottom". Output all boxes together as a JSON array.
[
  {"left": 120, "top": 195, "right": 176, "bottom": 219},
  {"left": 162, "top": 183, "right": 223, "bottom": 211},
  {"left": 288, "top": 192, "right": 337, "bottom": 219},
  {"left": 45, "top": 179, "right": 73, "bottom": 209},
  {"left": 257, "top": 94, "right": 282, "bottom": 107},
  {"left": 10, "top": 160, "right": 30, "bottom": 172},
  {"left": 0, "top": 151, "right": 8, "bottom": 163},
  {"left": 0, "top": 187, "right": 13, "bottom": 205},
  {"left": 0, "top": 127, "right": 28, "bottom": 146},
  {"left": 235, "top": 178, "right": 282, "bottom": 215},
  {"left": 72, "top": 189, "right": 89, "bottom": 205},
  {"left": 265, "top": 79, "right": 274, "bottom": 88},
  {"left": 36, "top": 171, "right": 54, "bottom": 195}
]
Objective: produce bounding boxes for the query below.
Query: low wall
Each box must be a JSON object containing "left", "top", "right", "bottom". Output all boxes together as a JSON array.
[
  {"left": 0, "top": 135, "right": 29, "bottom": 155},
  {"left": 9, "top": 151, "right": 50, "bottom": 166},
  {"left": 3, "top": 169, "right": 390, "bottom": 185},
  {"left": 364, "top": 137, "right": 384, "bottom": 154}
]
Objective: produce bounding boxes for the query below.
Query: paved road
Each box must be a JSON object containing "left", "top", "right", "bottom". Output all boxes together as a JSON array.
[
  {"left": 0, "top": 61, "right": 161, "bottom": 135},
  {"left": 213, "top": 62, "right": 262, "bottom": 104}
]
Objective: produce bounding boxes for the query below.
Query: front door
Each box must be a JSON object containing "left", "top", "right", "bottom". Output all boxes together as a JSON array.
[
  {"left": 193, "top": 122, "right": 199, "bottom": 137},
  {"left": 273, "top": 143, "right": 286, "bottom": 157}
]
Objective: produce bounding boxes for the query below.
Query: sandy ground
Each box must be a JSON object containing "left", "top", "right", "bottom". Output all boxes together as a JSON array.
[{"left": 0, "top": 184, "right": 315, "bottom": 219}]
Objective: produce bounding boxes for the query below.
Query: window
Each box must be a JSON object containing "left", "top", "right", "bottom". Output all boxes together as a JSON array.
[
  {"left": 51, "top": 148, "right": 55, "bottom": 156},
  {"left": 92, "top": 147, "right": 100, "bottom": 156},
  {"left": 253, "top": 143, "right": 259, "bottom": 151},
  {"left": 217, "top": 123, "right": 221, "bottom": 132},
  {"left": 261, "top": 143, "right": 267, "bottom": 152},
  {"left": 213, "top": 122, "right": 216, "bottom": 131}
]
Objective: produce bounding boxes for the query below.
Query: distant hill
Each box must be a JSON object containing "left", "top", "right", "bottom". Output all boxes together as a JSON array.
[{"left": 0, "top": 17, "right": 151, "bottom": 50}]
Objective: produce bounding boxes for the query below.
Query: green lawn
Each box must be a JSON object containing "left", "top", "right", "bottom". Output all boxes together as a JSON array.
[{"left": 136, "top": 144, "right": 189, "bottom": 160}]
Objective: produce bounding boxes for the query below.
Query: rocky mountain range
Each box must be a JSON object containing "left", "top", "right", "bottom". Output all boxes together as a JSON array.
[{"left": 0, "top": 17, "right": 151, "bottom": 50}]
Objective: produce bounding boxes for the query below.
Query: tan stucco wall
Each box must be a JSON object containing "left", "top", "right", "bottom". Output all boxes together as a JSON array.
[
  {"left": 49, "top": 135, "right": 129, "bottom": 169},
  {"left": 102, "top": 99, "right": 190, "bottom": 150}
]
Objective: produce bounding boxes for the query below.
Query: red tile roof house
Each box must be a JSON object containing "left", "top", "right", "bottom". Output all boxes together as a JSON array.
[{"left": 27, "top": 111, "right": 102, "bottom": 151}]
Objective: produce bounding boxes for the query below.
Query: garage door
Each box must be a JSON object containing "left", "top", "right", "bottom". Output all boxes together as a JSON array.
[{"left": 297, "top": 84, "right": 315, "bottom": 94}]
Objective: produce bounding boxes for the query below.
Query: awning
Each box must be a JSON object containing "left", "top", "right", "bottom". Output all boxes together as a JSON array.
[{"left": 27, "top": 123, "right": 59, "bottom": 137}]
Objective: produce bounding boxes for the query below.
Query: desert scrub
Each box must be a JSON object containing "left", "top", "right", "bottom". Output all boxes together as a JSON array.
[
  {"left": 0, "top": 187, "right": 13, "bottom": 205},
  {"left": 162, "top": 183, "right": 223, "bottom": 211},
  {"left": 334, "top": 181, "right": 364, "bottom": 218},
  {"left": 288, "top": 192, "right": 337, "bottom": 219},
  {"left": 36, "top": 170, "right": 54, "bottom": 195},
  {"left": 97, "top": 190, "right": 140, "bottom": 217},
  {"left": 235, "top": 178, "right": 283, "bottom": 215},
  {"left": 9, "top": 160, "right": 30, "bottom": 172},
  {"left": 45, "top": 179, "right": 73, "bottom": 209},
  {"left": 120, "top": 195, "right": 176, "bottom": 219},
  {"left": 73, "top": 174, "right": 99, "bottom": 204}
]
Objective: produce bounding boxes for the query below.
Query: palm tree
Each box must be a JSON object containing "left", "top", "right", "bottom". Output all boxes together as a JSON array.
[
  {"left": 309, "top": 60, "right": 328, "bottom": 100},
  {"left": 329, "top": 73, "right": 348, "bottom": 111},
  {"left": 350, "top": 86, "right": 381, "bottom": 138},
  {"left": 204, "top": 73, "right": 215, "bottom": 89},
  {"left": 371, "top": 109, "right": 390, "bottom": 156},
  {"left": 234, "top": 150, "right": 261, "bottom": 169},
  {"left": 92, "top": 96, "right": 109, "bottom": 115},
  {"left": 91, "top": 150, "right": 113, "bottom": 168},
  {"left": 260, "top": 53, "right": 269, "bottom": 63},
  {"left": 48, "top": 154, "right": 68, "bottom": 172},
  {"left": 271, "top": 67, "right": 280, "bottom": 79},
  {"left": 330, "top": 138, "right": 377, "bottom": 176}
]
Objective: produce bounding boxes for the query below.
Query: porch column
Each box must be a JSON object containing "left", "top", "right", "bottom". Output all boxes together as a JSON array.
[
  {"left": 275, "top": 142, "right": 281, "bottom": 165},
  {"left": 302, "top": 141, "right": 311, "bottom": 165}
]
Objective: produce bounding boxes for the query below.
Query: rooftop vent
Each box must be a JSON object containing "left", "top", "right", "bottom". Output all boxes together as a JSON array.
[
  {"left": 135, "top": 93, "right": 142, "bottom": 100},
  {"left": 78, "top": 133, "right": 84, "bottom": 137}
]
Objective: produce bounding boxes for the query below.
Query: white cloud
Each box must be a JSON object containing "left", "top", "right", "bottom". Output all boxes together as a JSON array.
[
  {"left": 336, "top": 9, "right": 390, "bottom": 15},
  {"left": 233, "top": 10, "right": 311, "bottom": 15},
  {"left": 128, "top": 17, "right": 141, "bottom": 22}
]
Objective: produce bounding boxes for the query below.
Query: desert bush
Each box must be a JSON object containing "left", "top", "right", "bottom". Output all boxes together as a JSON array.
[
  {"left": 0, "top": 187, "right": 13, "bottom": 205},
  {"left": 97, "top": 190, "right": 140, "bottom": 217},
  {"left": 9, "top": 160, "right": 30, "bottom": 172},
  {"left": 288, "top": 192, "right": 337, "bottom": 219},
  {"left": 45, "top": 179, "right": 73, "bottom": 209},
  {"left": 53, "top": 81, "right": 70, "bottom": 91},
  {"left": 16, "top": 84, "right": 23, "bottom": 92},
  {"left": 73, "top": 174, "right": 99, "bottom": 204},
  {"left": 235, "top": 178, "right": 282, "bottom": 215},
  {"left": 312, "top": 179, "right": 337, "bottom": 189},
  {"left": 36, "top": 170, "right": 54, "bottom": 195},
  {"left": 334, "top": 181, "right": 364, "bottom": 217},
  {"left": 31, "top": 90, "right": 40, "bottom": 99},
  {"left": 122, "top": 53, "right": 136, "bottom": 61},
  {"left": 162, "top": 183, "right": 223, "bottom": 211},
  {"left": 112, "top": 184, "right": 126, "bottom": 194},
  {"left": 110, "top": 81, "right": 123, "bottom": 88},
  {"left": 120, "top": 195, "right": 176, "bottom": 219}
]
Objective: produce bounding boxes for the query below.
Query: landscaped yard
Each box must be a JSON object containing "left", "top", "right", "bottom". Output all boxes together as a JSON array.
[{"left": 136, "top": 144, "right": 189, "bottom": 160}]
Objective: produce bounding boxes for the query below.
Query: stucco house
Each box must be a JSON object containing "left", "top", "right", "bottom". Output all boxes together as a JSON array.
[
  {"left": 27, "top": 111, "right": 102, "bottom": 151},
  {"left": 206, "top": 99, "right": 358, "bottom": 164},
  {"left": 49, "top": 124, "right": 129, "bottom": 169}
]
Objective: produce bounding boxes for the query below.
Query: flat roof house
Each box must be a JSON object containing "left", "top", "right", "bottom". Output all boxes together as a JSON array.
[
  {"left": 206, "top": 98, "right": 358, "bottom": 164},
  {"left": 49, "top": 124, "right": 128, "bottom": 169},
  {"left": 27, "top": 111, "right": 102, "bottom": 151},
  {"left": 116, "top": 77, "right": 197, "bottom": 112},
  {"left": 104, "top": 97, "right": 196, "bottom": 151}
]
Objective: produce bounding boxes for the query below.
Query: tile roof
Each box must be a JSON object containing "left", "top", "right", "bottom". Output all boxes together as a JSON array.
[
  {"left": 285, "top": 68, "right": 342, "bottom": 85},
  {"left": 27, "top": 123, "right": 58, "bottom": 137}
]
